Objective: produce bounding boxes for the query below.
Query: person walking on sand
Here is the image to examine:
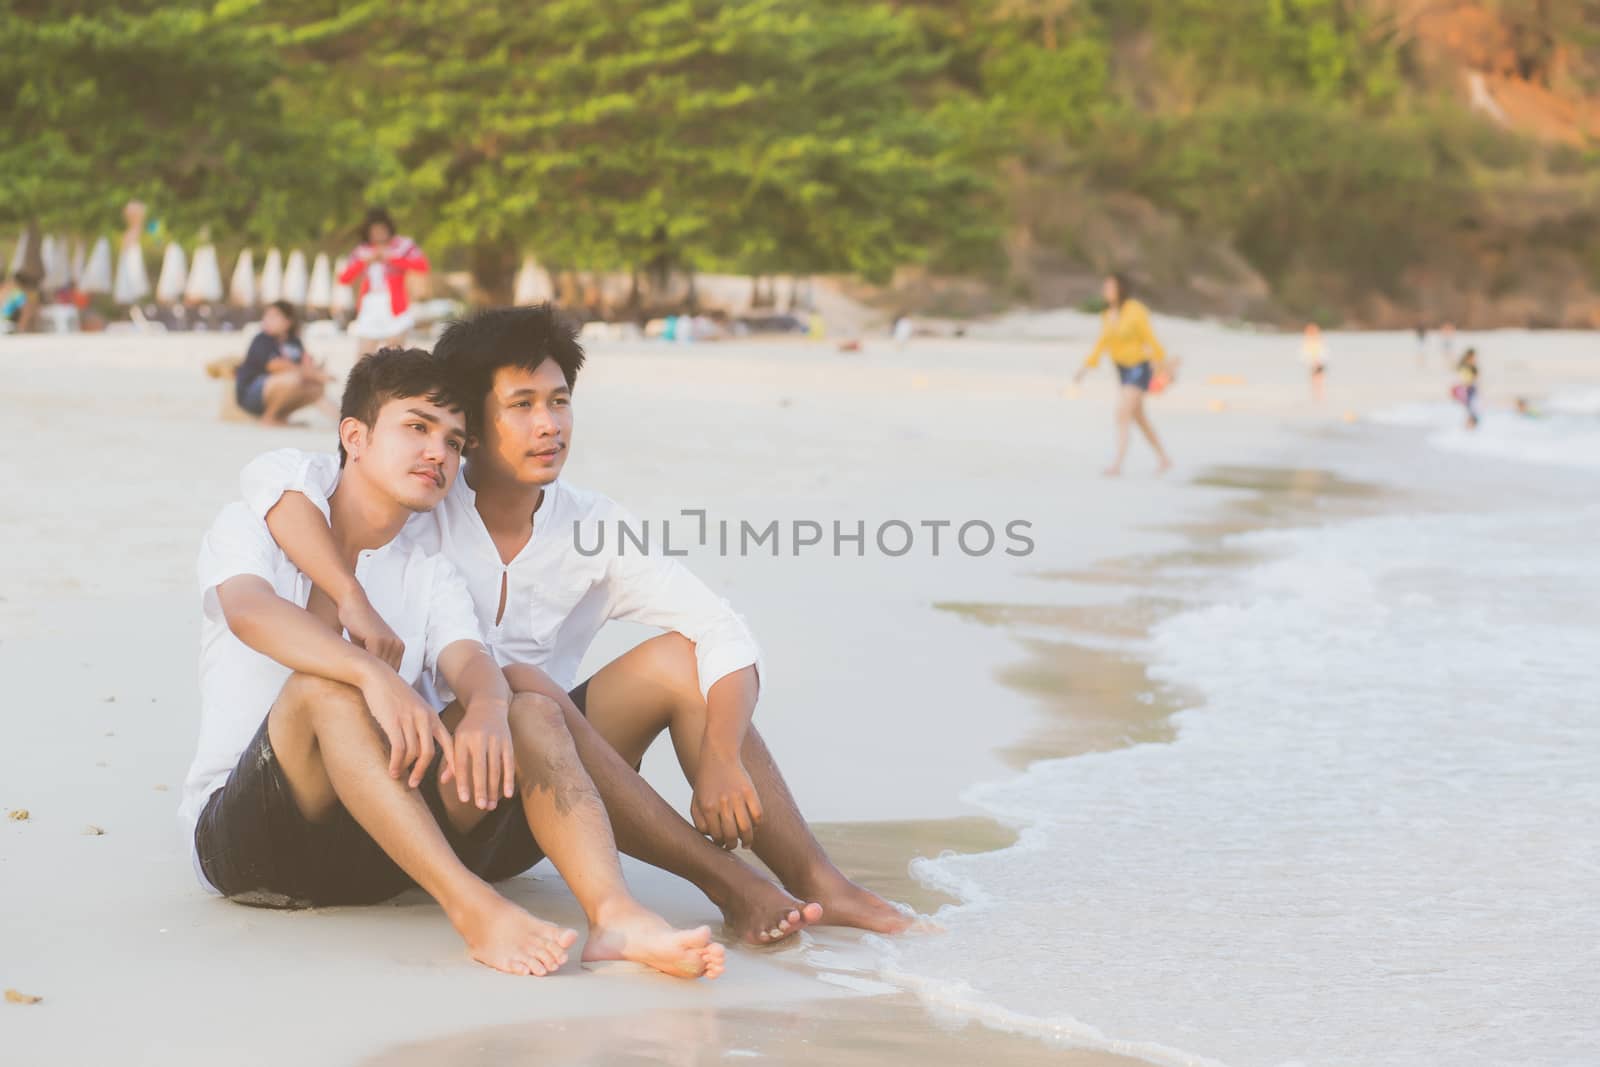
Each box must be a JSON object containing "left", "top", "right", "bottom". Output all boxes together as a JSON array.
[
  {"left": 1073, "top": 273, "right": 1174, "bottom": 477},
  {"left": 340, "top": 207, "right": 428, "bottom": 357},
  {"left": 1302, "top": 322, "right": 1328, "bottom": 404},
  {"left": 1454, "top": 347, "right": 1481, "bottom": 430}
]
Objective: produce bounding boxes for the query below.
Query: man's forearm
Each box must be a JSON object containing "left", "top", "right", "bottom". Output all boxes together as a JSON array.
[
  {"left": 439, "top": 642, "right": 512, "bottom": 718},
  {"left": 704, "top": 666, "right": 758, "bottom": 758},
  {"left": 264, "top": 492, "right": 362, "bottom": 605},
  {"left": 217, "top": 576, "right": 378, "bottom": 689}
]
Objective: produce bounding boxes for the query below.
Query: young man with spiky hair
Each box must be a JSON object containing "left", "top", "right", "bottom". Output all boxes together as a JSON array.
[
  {"left": 239, "top": 305, "right": 911, "bottom": 945},
  {"left": 185, "top": 347, "right": 724, "bottom": 980}
]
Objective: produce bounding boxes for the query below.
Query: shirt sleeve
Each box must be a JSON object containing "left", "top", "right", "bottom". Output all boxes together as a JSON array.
[
  {"left": 597, "top": 502, "right": 765, "bottom": 699},
  {"left": 238, "top": 448, "right": 340, "bottom": 523},
  {"left": 196, "top": 504, "right": 281, "bottom": 623},
  {"left": 423, "top": 556, "right": 487, "bottom": 675},
  {"left": 337, "top": 252, "right": 365, "bottom": 285},
  {"left": 1082, "top": 313, "right": 1110, "bottom": 370}
]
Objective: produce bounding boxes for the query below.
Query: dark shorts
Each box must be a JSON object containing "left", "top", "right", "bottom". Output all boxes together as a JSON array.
[
  {"left": 195, "top": 714, "right": 544, "bottom": 909},
  {"left": 238, "top": 375, "right": 267, "bottom": 416},
  {"left": 1117, "top": 361, "right": 1154, "bottom": 391}
]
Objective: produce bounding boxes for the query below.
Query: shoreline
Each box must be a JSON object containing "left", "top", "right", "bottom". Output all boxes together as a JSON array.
[{"left": 4, "top": 327, "right": 1594, "bottom": 1065}]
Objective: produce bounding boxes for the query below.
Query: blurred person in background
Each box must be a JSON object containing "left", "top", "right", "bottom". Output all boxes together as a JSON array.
[{"left": 340, "top": 207, "right": 429, "bottom": 357}]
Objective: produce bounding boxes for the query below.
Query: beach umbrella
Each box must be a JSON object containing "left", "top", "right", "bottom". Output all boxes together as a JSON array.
[
  {"left": 6, "top": 231, "right": 27, "bottom": 276},
  {"left": 41, "top": 235, "right": 71, "bottom": 290},
  {"left": 113, "top": 240, "right": 150, "bottom": 305},
  {"left": 228, "top": 249, "right": 256, "bottom": 307},
  {"left": 155, "top": 242, "right": 188, "bottom": 304},
  {"left": 81, "top": 238, "right": 113, "bottom": 295},
  {"left": 259, "top": 248, "right": 283, "bottom": 304},
  {"left": 70, "top": 240, "right": 87, "bottom": 284},
  {"left": 185, "top": 243, "right": 223, "bottom": 303},
  {"left": 513, "top": 256, "right": 551, "bottom": 304},
  {"left": 307, "top": 252, "right": 333, "bottom": 311},
  {"left": 331, "top": 256, "right": 354, "bottom": 316},
  {"left": 282, "top": 249, "right": 309, "bottom": 307}
]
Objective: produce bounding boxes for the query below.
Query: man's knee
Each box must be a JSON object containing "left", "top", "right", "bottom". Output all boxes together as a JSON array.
[
  {"left": 508, "top": 691, "right": 568, "bottom": 743},
  {"left": 635, "top": 632, "right": 700, "bottom": 691},
  {"left": 273, "top": 672, "right": 365, "bottom": 729}
]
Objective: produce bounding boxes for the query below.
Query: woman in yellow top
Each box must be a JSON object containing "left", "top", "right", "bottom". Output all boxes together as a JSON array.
[{"left": 1073, "top": 273, "right": 1174, "bottom": 476}]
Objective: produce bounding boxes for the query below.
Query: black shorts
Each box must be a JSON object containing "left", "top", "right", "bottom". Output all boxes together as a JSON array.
[{"left": 195, "top": 714, "right": 545, "bottom": 909}]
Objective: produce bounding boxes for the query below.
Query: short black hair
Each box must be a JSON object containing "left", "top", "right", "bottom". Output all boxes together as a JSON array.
[
  {"left": 360, "top": 206, "right": 396, "bottom": 243},
  {"left": 265, "top": 299, "right": 297, "bottom": 327},
  {"left": 434, "top": 304, "right": 586, "bottom": 436},
  {"left": 338, "top": 347, "right": 458, "bottom": 465}
]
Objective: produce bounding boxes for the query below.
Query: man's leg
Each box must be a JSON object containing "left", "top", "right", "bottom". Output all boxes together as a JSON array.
[
  {"left": 265, "top": 672, "right": 577, "bottom": 976},
  {"left": 503, "top": 665, "right": 823, "bottom": 945},
  {"left": 434, "top": 692, "right": 724, "bottom": 979},
  {"left": 574, "top": 636, "right": 913, "bottom": 934}
]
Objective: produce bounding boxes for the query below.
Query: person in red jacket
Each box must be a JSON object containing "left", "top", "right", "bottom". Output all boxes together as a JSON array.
[{"left": 340, "top": 207, "right": 429, "bottom": 356}]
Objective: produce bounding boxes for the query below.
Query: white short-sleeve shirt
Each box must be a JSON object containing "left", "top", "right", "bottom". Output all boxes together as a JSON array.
[
  {"left": 181, "top": 500, "right": 483, "bottom": 884},
  {"left": 239, "top": 449, "right": 764, "bottom": 699}
]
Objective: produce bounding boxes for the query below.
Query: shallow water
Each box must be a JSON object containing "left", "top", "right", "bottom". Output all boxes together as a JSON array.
[{"left": 879, "top": 425, "right": 1600, "bottom": 1066}]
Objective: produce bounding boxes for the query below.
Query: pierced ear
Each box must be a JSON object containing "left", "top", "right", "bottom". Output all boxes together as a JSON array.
[{"left": 339, "top": 416, "right": 366, "bottom": 461}]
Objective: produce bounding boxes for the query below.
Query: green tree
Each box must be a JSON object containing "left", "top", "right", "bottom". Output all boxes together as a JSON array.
[
  {"left": 264, "top": 0, "right": 989, "bottom": 300},
  {"left": 0, "top": 0, "right": 368, "bottom": 241}
]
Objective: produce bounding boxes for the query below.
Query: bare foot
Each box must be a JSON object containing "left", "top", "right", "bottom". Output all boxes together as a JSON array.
[
  {"left": 451, "top": 891, "right": 579, "bottom": 976},
  {"left": 1101, "top": 464, "right": 1122, "bottom": 478},
  {"left": 719, "top": 879, "right": 824, "bottom": 946},
  {"left": 259, "top": 415, "right": 290, "bottom": 428},
  {"left": 583, "top": 901, "right": 726, "bottom": 979},
  {"left": 1155, "top": 457, "right": 1173, "bottom": 476},
  {"left": 796, "top": 872, "right": 915, "bottom": 935}
]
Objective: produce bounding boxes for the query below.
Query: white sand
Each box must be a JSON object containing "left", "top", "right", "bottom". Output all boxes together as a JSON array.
[{"left": 2, "top": 320, "right": 1592, "bottom": 1063}]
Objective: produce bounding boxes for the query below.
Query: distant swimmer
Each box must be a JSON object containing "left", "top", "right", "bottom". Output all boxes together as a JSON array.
[{"left": 1073, "top": 272, "right": 1174, "bottom": 477}]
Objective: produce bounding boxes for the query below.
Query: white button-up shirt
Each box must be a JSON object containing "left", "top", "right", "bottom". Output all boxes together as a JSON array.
[
  {"left": 240, "top": 449, "right": 764, "bottom": 700},
  {"left": 181, "top": 499, "right": 483, "bottom": 884}
]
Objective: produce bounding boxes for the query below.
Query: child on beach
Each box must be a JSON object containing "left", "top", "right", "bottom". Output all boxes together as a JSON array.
[
  {"left": 1454, "top": 347, "right": 1481, "bottom": 429},
  {"left": 1302, "top": 323, "right": 1327, "bottom": 403}
]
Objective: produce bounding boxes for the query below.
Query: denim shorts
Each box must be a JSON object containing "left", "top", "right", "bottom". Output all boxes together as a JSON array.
[
  {"left": 238, "top": 376, "right": 267, "bottom": 416},
  {"left": 1117, "top": 361, "right": 1154, "bottom": 391}
]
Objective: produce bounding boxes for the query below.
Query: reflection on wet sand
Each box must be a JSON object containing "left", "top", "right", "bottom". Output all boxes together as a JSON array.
[{"left": 362, "top": 995, "right": 1150, "bottom": 1067}]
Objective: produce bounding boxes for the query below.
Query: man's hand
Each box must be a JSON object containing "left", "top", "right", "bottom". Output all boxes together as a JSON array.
[
  {"left": 339, "top": 590, "right": 405, "bottom": 670},
  {"left": 692, "top": 752, "right": 763, "bottom": 850},
  {"left": 357, "top": 662, "right": 454, "bottom": 789},
  {"left": 452, "top": 704, "right": 516, "bottom": 811}
]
